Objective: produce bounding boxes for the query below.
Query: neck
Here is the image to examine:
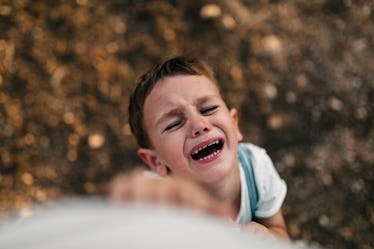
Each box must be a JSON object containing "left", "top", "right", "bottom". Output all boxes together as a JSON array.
[{"left": 200, "top": 163, "right": 242, "bottom": 215}]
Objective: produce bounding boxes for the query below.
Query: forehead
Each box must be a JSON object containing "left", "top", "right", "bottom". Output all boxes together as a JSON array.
[
  {"left": 148, "top": 74, "right": 221, "bottom": 105},
  {"left": 143, "top": 74, "right": 222, "bottom": 121}
]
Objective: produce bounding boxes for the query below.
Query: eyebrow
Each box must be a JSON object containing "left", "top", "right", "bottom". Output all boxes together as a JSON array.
[
  {"left": 155, "top": 95, "right": 221, "bottom": 127},
  {"left": 155, "top": 107, "right": 183, "bottom": 127},
  {"left": 195, "top": 95, "right": 218, "bottom": 105}
]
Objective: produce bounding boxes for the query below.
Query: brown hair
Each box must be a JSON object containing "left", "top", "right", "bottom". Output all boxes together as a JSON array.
[{"left": 128, "top": 56, "right": 218, "bottom": 148}]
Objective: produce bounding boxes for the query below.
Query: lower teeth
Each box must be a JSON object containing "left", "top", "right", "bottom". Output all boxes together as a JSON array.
[{"left": 198, "top": 150, "right": 220, "bottom": 161}]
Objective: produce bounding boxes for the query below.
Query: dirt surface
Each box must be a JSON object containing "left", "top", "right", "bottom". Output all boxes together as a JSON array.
[{"left": 0, "top": 0, "right": 373, "bottom": 248}]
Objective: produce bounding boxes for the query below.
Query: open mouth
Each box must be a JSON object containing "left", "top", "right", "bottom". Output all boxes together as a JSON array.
[{"left": 191, "top": 139, "right": 224, "bottom": 161}]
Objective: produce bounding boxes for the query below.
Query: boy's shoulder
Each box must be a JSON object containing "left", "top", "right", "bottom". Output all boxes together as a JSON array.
[
  {"left": 239, "top": 142, "right": 268, "bottom": 156},
  {"left": 238, "top": 142, "right": 274, "bottom": 169}
]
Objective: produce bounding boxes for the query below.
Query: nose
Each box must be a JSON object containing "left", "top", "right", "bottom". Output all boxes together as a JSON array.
[{"left": 190, "top": 115, "right": 211, "bottom": 138}]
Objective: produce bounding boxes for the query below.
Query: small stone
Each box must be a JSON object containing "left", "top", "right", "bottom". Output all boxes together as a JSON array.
[
  {"left": 264, "top": 84, "right": 277, "bottom": 100},
  {"left": 22, "top": 173, "right": 34, "bottom": 185},
  {"left": 329, "top": 97, "right": 343, "bottom": 111},
  {"left": 263, "top": 35, "right": 282, "bottom": 55},
  {"left": 318, "top": 214, "right": 330, "bottom": 227},
  {"left": 267, "top": 115, "right": 284, "bottom": 130},
  {"left": 222, "top": 15, "right": 236, "bottom": 29},
  {"left": 200, "top": 4, "right": 222, "bottom": 19},
  {"left": 88, "top": 133, "right": 105, "bottom": 149}
]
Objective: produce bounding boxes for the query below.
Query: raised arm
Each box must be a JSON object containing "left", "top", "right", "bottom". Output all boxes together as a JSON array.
[{"left": 108, "top": 169, "right": 235, "bottom": 219}]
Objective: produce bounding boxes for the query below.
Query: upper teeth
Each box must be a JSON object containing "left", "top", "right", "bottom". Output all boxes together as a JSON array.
[{"left": 192, "top": 140, "right": 220, "bottom": 155}]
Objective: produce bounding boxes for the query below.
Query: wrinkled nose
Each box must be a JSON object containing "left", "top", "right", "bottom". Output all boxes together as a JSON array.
[{"left": 190, "top": 116, "right": 211, "bottom": 138}]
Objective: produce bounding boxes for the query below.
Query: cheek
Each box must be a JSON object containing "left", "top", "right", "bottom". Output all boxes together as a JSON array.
[
  {"left": 158, "top": 134, "right": 185, "bottom": 160},
  {"left": 222, "top": 117, "right": 241, "bottom": 139}
]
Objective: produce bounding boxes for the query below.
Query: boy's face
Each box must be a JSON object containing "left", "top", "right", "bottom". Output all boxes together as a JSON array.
[{"left": 138, "top": 74, "right": 243, "bottom": 184}]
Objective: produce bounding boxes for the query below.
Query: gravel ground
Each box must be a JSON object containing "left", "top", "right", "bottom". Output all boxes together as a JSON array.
[{"left": 0, "top": 1, "right": 373, "bottom": 249}]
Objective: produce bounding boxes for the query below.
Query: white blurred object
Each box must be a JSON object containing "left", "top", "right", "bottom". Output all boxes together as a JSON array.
[{"left": 0, "top": 198, "right": 305, "bottom": 249}]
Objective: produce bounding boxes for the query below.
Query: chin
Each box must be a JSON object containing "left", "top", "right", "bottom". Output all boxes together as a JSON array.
[{"left": 196, "top": 161, "right": 235, "bottom": 184}]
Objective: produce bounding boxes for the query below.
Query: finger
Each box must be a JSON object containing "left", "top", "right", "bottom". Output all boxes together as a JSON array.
[
  {"left": 131, "top": 172, "right": 160, "bottom": 202},
  {"left": 108, "top": 169, "right": 145, "bottom": 202},
  {"left": 153, "top": 178, "right": 178, "bottom": 204},
  {"left": 108, "top": 174, "right": 133, "bottom": 202}
]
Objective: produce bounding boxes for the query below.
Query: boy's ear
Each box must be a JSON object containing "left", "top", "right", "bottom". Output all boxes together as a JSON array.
[
  {"left": 230, "top": 108, "right": 243, "bottom": 141},
  {"left": 137, "top": 148, "right": 168, "bottom": 176}
]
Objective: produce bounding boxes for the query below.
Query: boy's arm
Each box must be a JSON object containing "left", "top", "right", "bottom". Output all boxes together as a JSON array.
[{"left": 241, "top": 210, "right": 289, "bottom": 241}]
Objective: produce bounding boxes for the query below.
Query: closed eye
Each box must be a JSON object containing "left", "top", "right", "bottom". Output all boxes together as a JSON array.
[
  {"left": 163, "top": 120, "right": 183, "bottom": 132},
  {"left": 200, "top": 105, "right": 218, "bottom": 115}
]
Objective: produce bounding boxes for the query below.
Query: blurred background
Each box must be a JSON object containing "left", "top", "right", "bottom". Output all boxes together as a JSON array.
[{"left": 0, "top": 0, "right": 373, "bottom": 248}]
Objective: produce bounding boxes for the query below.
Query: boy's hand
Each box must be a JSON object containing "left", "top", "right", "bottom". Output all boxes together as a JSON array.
[
  {"left": 241, "top": 212, "right": 290, "bottom": 241},
  {"left": 241, "top": 222, "right": 276, "bottom": 238},
  {"left": 108, "top": 169, "right": 235, "bottom": 220}
]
